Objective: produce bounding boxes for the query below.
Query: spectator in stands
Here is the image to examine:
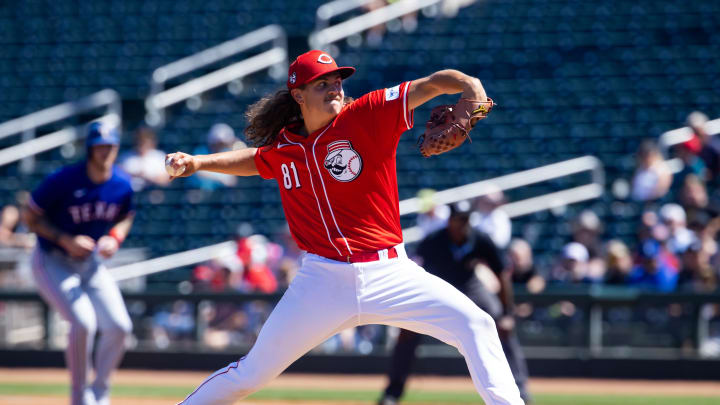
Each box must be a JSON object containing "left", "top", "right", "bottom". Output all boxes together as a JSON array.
[
  {"left": 0, "top": 191, "right": 35, "bottom": 250},
  {"left": 677, "top": 239, "right": 717, "bottom": 292},
  {"left": 550, "top": 242, "right": 601, "bottom": 284},
  {"left": 236, "top": 235, "right": 279, "bottom": 294},
  {"left": 689, "top": 214, "right": 720, "bottom": 278},
  {"left": 680, "top": 175, "right": 720, "bottom": 225},
  {"left": 201, "top": 299, "right": 254, "bottom": 350},
  {"left": 571, "top": 209, "right": 606, "bottom": 280},
  {"left": 603, "top": 240, "right": 633, "bottom": 285},
  {"left": 659, "top": 203, "right": 695, "bottom": 255},
  {"left": 273, "top": 225, "right": 303, "bottom": 288},
  {"left": 191, "top": 254, "right": 243, "bottom": 292},
  {"left": 674, "top": 176, "right": 720, "bottom": 277},
  {"left": 636, "top": 210, "right": 659, "bottom": 245},
  {"left": 687, "top": 111, "right": 720, "bottom": 179},
  {"left": 415, "top": 189, "right": 450, "bottom": 238},
  {"left": 120, "top": 126, "right": 170, "bottom": 191},
  {"left": 627, "top": 240, "right": 678, "bottom": 292},
  {"left": 639, "top": 211, "right": 684, "bottom": 273},
  {"left": 672, "top": 135, "right": 707, "bottom": 183},
  {"left": 507, "top": 238, "right": 545, "bottom": 293},
  {"left": 151, "top": 300, "right": 196, "bottom": 349},
  {"left": 631, "top": 140, "right": 672, "bottom": 202},
  {"left": 572, "top": 210, "right": 602, "bottom": 257},
  {"left": 471, "top": 184, "right": 511, "bottom": 249},
  {"left": 190, "top": 123, "right": 241, "bottom": 190}
]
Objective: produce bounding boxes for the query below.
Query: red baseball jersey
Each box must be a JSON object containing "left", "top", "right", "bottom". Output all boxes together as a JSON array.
[{"left": 255, "top": 81, "right": 414, "bottom": 259}]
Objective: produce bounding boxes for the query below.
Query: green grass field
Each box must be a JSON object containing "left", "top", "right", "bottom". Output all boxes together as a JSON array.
[{"left": 1, "top": 382, "right": 718, "bottom": 405}]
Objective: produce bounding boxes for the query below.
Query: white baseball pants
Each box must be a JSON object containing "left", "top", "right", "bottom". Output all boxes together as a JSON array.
[
  {"left": 32, "top": 248, "right": 132, "bottom": 405},
  {"left": 179, "top": 244, "right": 524, "bottom": 405}
]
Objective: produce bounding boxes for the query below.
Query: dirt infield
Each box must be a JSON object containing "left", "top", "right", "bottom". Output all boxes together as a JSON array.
[{"left": 0, "top": 368, "right": 719, "bottom": 405}]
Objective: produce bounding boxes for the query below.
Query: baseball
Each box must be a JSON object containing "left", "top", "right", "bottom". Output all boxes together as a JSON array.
[{"left": 165, "top": 155, "right": 186, "bottom": 177}]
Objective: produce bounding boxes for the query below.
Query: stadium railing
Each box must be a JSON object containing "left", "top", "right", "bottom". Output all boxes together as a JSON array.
[
  {"left": 315, "top": 0, "right": 376, "bottom": 31},
  {"left": 400, "top": 155, "right": 604, "bottom": 243},
  {"left": 310, "top": 0, "right": 476, "bottom": 52},
  {"left": 659, "top": 116, "right": 720, "bottom": 173},
  {"left": 659, "top": 117, "right": 720, "bottom": 153},
  {"left": 144, "top": 24, "right": 288, "bottom": 127},
  {"left": 83, "top": 155, "right": 604, "bottom": 282},
  {"left": 0, "top": 90, "right": 121, "bottom": 171},
  {"left": 1, "top": 287, "right": 718, "bottom": 362}
]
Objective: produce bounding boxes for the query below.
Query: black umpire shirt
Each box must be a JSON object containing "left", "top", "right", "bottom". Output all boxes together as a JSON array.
[{"left": 417, "top": 228, "right": 506, "bottom": 289}]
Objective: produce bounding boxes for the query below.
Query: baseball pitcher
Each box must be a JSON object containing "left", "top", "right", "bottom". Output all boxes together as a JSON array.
[{"left": 168, "top": 50, "right": 519, "bottom": 405}]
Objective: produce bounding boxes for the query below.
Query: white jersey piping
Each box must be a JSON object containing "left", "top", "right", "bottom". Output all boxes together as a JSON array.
[
  {"left": 311, "top": 128, "right": 354, "bottom": 256},
  {"left": 281, "top": 134, "right": 343, "bottom": 257},
  {"left": 402, "top": 81, "right": 412, "bottom": 130}
]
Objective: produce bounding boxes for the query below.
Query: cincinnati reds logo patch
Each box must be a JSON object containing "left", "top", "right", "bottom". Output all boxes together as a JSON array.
[
  {"left": 323, "top": 140, "right": 362, "bottom": 182},
  {"left": 317, "top": 54, "right": 333, "bottom": 64}
]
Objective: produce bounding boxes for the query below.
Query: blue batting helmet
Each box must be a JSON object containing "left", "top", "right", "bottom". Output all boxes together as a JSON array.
[{"left": 86, "top": 121, "right": 120, "bottom": 148}]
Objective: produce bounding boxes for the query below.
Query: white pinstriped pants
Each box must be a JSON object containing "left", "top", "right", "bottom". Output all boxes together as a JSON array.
[
  {"left": 179, "top": 244, "right": 524, "bottom": 405},
  {"left": 32, "top": 248, "right": 132, "bottom": 405}
]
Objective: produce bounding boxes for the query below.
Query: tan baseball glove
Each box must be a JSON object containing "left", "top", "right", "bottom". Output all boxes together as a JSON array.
[{"left": 417, "top": 98, "right": 495, "bottom": 157}]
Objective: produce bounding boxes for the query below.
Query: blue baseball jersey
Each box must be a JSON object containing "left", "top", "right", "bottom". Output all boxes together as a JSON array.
[{"left": 29, "top": 161, "right": 134, "bottom": 253}]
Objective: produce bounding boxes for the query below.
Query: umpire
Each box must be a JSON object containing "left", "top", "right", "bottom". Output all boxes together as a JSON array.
[{"left": 379, "top": 201, "right": 531, "bottom": 404}]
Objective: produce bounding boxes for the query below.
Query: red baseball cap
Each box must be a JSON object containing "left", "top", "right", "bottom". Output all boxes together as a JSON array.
[
  {"left": 287, "top": 50, "right": 355, "bottom": 90},
  {"left": 681, "top": 134, "right": 702, "bottom": 154}
]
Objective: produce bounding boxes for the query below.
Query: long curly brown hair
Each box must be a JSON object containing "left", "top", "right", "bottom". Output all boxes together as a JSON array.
[{"left": 244, "top": 89, "right": 354, "bottom": 147}]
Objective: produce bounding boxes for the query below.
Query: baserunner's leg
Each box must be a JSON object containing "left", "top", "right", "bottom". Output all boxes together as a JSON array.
[
  {"left": 31, "top": 249, "right": 98, "bottom": 405},
  {"left": 86, "top": 265, "right": 133, "bottom": 405}
]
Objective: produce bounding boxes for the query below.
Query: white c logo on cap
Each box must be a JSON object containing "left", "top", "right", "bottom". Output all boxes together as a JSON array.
[{"left": 317, "top": 54, "right": 333, "bottom": 64}]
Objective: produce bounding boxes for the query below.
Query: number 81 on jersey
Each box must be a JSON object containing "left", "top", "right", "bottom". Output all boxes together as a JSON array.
[{"left": 281, "top": 162, "right": 301, "bottom": 189}]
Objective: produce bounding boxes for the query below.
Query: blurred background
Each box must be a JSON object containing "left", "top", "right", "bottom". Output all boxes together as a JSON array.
[{"left": 0, "top": 0, "right": 719, "bottom": 379}]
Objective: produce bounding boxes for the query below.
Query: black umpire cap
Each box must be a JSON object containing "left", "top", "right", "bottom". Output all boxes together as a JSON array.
[{"left": 449, "top": 200, "right": 473, "bottom": 219}]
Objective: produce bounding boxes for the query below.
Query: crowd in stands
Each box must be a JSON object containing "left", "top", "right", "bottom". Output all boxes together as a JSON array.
[
  {"left": 406, "top": 112, "right": 720, "bottom": 295},
  {"left": 0, "top": 113, "right": 718, "bottom": 296},
  {"left": 1, "top": 112, "right": 719, "bottom": 353}
]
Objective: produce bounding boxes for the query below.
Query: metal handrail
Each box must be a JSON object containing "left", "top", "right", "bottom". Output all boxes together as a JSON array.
[
  {"left": 658, "top": 117, "right": 720, "bottom": 155},
  {"left": 1, "top": 287, "right": 717, "bottom": 305},
  {"left": 400, "top": 156, "right": 605, "bottom": 243},
  {"left": 93, "top": 156, "right": 604, "bottom": 281},
  {"left": 0, "top": 90, "right": 121, "bottom": 170},
  {"left": 0, "top": 89, "right": 120, "bottom": 142},
  {"left": 2, "top": 287, "right": 718, "bottom": 360},
  {"left": 108, "top": 241, "right": 237, "bottom": 282},
  {"left": 315, "top": 0, "right": 376, "bottom": 31},
  {"left": 657, "top": 116, "right": 719, "bottom": 174},
  {"left": 310, "top": 0, "right": 476, "bottom": 50},
  {"left": 150, "top": 25, "right": 286, "bottom": 90},
  {"left": 0, "top": 113, "right": 119, "bottom": 168},
  {"left": 146, "top": 49, "right": 286, "bottom": 112},
  {"left": 145, "top": 25, "right": 288, "bottom": 126}
]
